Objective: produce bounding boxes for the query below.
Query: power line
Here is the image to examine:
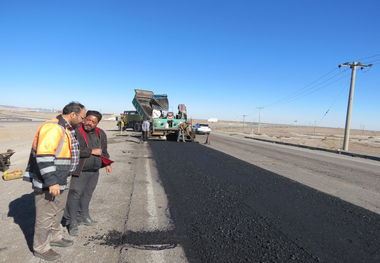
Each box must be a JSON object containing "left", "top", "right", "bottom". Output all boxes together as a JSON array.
[
  {"left": 261, "top": 68, "right": 335, "bottom": 107},
  {"left": 260, "top": 56, "right": 378, "bottom": 109},
  {"left": 263, "top": 68, "right": 349, "bottom": 108},
  {"left": 280, "top": 70, "right": 350, "bottom": 106},
  {"left": 319, "top": 84, "right": 347, "bottom": 122},
  {"left": 262, "top": 67, "right": 340, "bottom": 108},
  {"left": 283, "top": 70, "right": 349, "bottom": 104},
  {"left": 359, "top": 59, "right": 379, "bottom": 73},
  {"left": 363, "top": 58, "right": 380, "bottom": 64},
  {"left": 356, "top": 53, "right": 380, "bottom": 62}
]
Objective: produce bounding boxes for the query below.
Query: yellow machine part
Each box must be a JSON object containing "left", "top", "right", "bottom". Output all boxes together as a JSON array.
[
  {"left": 151, "top": 131, "right": 165, "bottom": 136},
  {"left": 2, "top": 170, "right": 23, "bottom": 181}
]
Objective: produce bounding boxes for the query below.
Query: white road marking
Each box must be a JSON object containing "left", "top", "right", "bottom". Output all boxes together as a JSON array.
[
  {"left": 122, "top": 149, "right": 188, "bottom": 262},
  {"left": 145, "top": 158, "right": 169, "bottom": 263},
  {"left": 145, "top": 158, "right": 159, "bottom": 229}
]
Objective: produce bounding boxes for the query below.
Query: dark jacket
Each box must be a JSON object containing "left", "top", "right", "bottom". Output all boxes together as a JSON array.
[{"left": 72, "top": 125, "right": 110, "bottom": 176}]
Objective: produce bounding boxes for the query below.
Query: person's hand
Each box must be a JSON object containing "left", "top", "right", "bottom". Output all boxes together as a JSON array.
[
  {"left": 105, "top": 165, "right": 112, "bottom": 175},
  {"left": 91, "top": 148, "right": 102, "bottom": 156},
  {"left": 49, "top": 184, "right": 60, "bottom": 196}
]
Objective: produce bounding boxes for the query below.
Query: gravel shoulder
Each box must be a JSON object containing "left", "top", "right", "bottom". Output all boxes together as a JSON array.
[{"left": 0, "top": 122, "right": 137, "bottom": 263}]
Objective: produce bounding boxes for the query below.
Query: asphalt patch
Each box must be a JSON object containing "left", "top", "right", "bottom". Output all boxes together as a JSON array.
[
  {"left": 147, "top": 141, "right": 380, "bottom": 263},
  {"left": 91, "top": 140, "right": 380, "bottom": 262}
]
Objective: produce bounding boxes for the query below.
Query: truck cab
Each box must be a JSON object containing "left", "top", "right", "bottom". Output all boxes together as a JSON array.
[{"left": 117, "top": 110, "right": 142, "bottom": 131}]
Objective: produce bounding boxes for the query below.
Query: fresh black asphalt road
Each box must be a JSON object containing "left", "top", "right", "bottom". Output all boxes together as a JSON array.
[{"left": 144, "top": 140, "right": 380, "bottom": 263}]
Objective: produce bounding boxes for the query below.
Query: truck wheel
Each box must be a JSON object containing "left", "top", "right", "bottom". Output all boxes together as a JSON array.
[{"left": 134, "top": 123, "right": 141, "bottom": 132}]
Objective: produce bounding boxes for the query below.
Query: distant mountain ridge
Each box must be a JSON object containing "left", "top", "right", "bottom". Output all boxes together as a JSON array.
[{"left": 0, "top": 105, "right": 53, "bottom": 112}]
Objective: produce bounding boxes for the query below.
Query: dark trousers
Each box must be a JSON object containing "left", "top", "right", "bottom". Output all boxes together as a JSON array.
[
  {"left": 64, "top": 170, "right": 99, "bottom": 224},
  {"left": 142, "top": 131, "right": 148, "bottom": 141}
]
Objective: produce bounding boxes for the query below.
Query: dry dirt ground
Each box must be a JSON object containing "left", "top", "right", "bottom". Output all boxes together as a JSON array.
[
  {"left": 0, "top": 110, "right": 379, "bottom": 262},
  {"left": 207, "top": 121, "right": 380, "bottom": 157},
  {"left": 1, "top": 111, "right": 379, "bottom": 160}
]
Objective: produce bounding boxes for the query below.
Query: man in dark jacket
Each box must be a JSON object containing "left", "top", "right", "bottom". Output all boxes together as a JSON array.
[{"left": 64, "top": 110, "right": 112, "bottom": 236}]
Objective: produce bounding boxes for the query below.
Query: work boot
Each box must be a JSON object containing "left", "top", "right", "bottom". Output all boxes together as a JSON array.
[
  {"left": 68, "top": 223, "right": 79, "bottom": 236},
  {"left": 34, "top": 249, "right": 61, "bottom": 261},
  {"left": 50, "top": 238, "right": 74, "bottom": 247},
  {"left": 61, "top": 216, "right": 70, "bottom": 227},
  {"left": 80, "top": 217, "right": 97, "bottom": 226}
]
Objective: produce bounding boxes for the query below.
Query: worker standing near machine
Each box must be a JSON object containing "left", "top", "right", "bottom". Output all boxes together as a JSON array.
[
  {"left": 141, "top": 117, "right": 150, "bottom": 143},
  {"left": 177, "top": 122, "right": 186, "bottom": 143}
]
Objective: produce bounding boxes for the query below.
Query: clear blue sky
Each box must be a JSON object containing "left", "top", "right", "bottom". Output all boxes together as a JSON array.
[{"left": 1, "top": 0, "right": 379, "bottom": 129}]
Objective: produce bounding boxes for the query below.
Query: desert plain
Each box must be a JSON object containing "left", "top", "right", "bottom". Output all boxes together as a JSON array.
[{"left": 1, "top": 109, "right": 380, "bottom": 172}]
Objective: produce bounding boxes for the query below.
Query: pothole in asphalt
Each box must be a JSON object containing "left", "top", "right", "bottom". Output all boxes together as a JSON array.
[
  {"left": 126, "top": 243, "right": 177, "bottom": 250},
  {"left": 89, "top": 230, "right": 179, "bottom": 250}
]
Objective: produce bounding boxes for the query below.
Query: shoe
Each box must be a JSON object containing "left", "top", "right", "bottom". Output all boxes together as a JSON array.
[
  {"left": 80, "top": 217, "right": 97, "bottom": 226},
  {"left": 68, "top": 223, "right": 79, "bottom": 236},
  {"left": 61, "top": 217, "right": 70, "bottom": 227},
  {"left": 50, "top": 238, "right": 74, "bottom": 247},
  {"left": 34, "top": 249, "right": 61, "bottom": 261}
]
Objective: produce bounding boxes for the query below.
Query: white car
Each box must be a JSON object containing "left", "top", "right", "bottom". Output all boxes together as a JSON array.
[{"left": 193, "top": 123, "right": 211, "bottom": 134}]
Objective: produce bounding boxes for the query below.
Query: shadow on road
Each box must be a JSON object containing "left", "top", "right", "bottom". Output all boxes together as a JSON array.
[
  {"left": 150, "top": 141, "right": 380, "bottom": 263},
  {"left": 8, "top": 193, "right": 35, "bottom": 252},
  {"left": 95, "top": 141, "right": 380, "bottom": 263}
]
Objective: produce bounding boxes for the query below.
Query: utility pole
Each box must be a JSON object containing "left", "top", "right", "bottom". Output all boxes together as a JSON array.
[
  {"left": 242, "top": 114, "right": 247, "bottom": 129},
  {"left": 339, "top": 62, "right": 372, "bottom": 151},
  {"left": 256, "top": 107, "right": 264, "bottom": 134}
]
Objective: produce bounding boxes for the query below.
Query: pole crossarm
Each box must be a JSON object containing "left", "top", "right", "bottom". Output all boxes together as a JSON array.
[{"left": 339, "top": 62, "right": 373, "bottom": 69}]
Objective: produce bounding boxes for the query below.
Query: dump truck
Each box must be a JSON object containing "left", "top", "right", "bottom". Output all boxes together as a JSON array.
[
  {"left": 132, "top": 89, "right": 193, "bottom": 140},
  {"left": 116, "top": 110, "right": 142, "bottom": 131}
]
